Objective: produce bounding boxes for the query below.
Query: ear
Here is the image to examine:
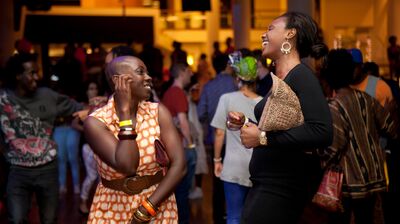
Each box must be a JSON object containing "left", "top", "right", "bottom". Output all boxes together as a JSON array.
[{"left": 286, "top": 28, "right": 296, "bottom": 40}]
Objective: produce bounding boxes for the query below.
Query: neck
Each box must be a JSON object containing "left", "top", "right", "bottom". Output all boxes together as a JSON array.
[
  {"left": 240, "top": 85, "right": 258, "bottom": 98},
  {"left": 173, "top": 79, "right": 184, "bottom": 89},
  {"left": 258, "top": 69, "right": 269, "bottom": 79},
  {"left": 14, "top": 86, "right": 28, "bottom": 97},
  {"left": 274, "top": 53, "right": 301, "bottom": 80}
]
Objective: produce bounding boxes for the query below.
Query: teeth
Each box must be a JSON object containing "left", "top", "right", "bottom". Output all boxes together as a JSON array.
[{"left": 262, "top": 41, "right": 269, "bottom": 47}]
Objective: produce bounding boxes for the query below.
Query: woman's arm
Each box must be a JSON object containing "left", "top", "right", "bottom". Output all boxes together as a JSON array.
[
  {"left": 214, "top": 128, "right": 225, "bottom": 177},
  {"left": 147, "top": 104, "right": 186, "bottom": 206},
  {"left": 266, "top": 69, "right": 333, "bottom": 149},
  {"left": 84, "top": 116, "right": 140, "bottom": 175}
]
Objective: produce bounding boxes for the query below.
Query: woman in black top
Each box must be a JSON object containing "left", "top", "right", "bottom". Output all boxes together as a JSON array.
[{"left": 227, "top": 12, "right": 333, "bottom": 223}]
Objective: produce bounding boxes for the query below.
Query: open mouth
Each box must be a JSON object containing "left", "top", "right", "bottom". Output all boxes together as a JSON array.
[
  {"left": 262, "top": 39, "right": 269, "bottom": 47},
  {"left": 143, "top": 83, "right": 152, "bottom": 90}
]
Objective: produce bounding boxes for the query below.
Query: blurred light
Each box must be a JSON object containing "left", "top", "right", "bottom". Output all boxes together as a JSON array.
[
  {"left": 50, "top": 74, "right": 59, "bottom": 82},
  {"left": 166, "top": 16, "right": 178, "bottom": 21},
  {"left": 187, "top": 55, "right": 194, "bottom": 66},
  {"left": 87, "top": 48, "right": 93, "bottom": 54},
  {"left": 30, "top": 49, "right": 35, "bottom": 54}
]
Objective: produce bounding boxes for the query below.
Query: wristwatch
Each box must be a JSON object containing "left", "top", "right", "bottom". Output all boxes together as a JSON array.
[{"left": 259, "top": 131, "right": 268, "bottom": 146}]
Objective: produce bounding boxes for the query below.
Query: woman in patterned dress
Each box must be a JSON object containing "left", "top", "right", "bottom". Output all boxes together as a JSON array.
[{"left": 84, "top": 56, "right": 186, "bottom": 223}]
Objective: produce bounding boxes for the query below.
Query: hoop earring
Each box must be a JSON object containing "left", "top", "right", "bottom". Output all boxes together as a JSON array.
[{"left": 280, "top": 39, "right": 292, "bottom": 54}]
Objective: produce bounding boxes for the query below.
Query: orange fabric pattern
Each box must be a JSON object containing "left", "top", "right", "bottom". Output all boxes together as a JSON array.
[{"left": 87, "top": 97, "right": 178, "bottom": 223}]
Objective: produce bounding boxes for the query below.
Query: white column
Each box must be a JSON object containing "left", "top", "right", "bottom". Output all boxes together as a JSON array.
[
  {"left": 206, "top": 0, "right": 220, "bottom": 62},
  {"left": 232, "top": 0, "right": 251, "bottom": 49},
  {"left": 388, "top": 0, "right": 400, "bottom": 39}
]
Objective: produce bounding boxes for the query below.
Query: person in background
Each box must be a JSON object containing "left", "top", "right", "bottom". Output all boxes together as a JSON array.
[
  {"left": 197, "top": 53, "right": 237, "bottom": 224},
  {"left": 387, "top": 35, "right": 400, "bottom": 82},
  {"left": 349, "top": 48, "right": 393, "bottom": 107},
  {"left": 252, "top": 49, "right": 273, "bottom": 97},
  {"left": 320, "top": 48, "right": 399, "bottom": 224},
  {"left": 211, "top": 53, "right": 262, "bottom": 224},
  {"left": 77, "top": 80, "right": 103, "bottom": 214},
  {"left": 187, "top": 83, "right": 209, "bottom": 200},
  {"left": 84, "top": 56, "right": 186, "bottom": 223},
  {"left": 162, "top": 63, "right": 196, "bottom": 224},
  {"left": 0, "top": 53, "right": 83, "bottom": 223},
  {"left": 225, "top": 37, "right": 235, "bottom": 55},
  {"left": 228, "top": 12, "right": 332, "bottom": 223}
]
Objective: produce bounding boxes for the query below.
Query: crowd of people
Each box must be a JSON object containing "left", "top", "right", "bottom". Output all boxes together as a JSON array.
[{"left": 0, "top": 11, "right": 399, "bottom": 224}]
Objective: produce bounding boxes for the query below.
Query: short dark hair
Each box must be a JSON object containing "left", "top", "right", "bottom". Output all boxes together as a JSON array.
[
  {"left": 321, "top": 49, "right": 355, "bottom": 90},
  {"left": 280, "top": 12, "right": 328, "bottom": 59},
  {"left": 4, "top": 53, "right": 37, "bottom": 88},
  {"left": 362, "top": 62, "right": 379, "bottom": 78},
  {"left": 170, "top": 62, "right": 189, "bottom": 79},
  {"left": 212, "top": 54, "right": 229, "bottom": 74}
]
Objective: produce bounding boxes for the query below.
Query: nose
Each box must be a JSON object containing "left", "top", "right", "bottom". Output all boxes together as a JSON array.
[{"left": 261, "top": 32, "right": 267, "bottom": 40}]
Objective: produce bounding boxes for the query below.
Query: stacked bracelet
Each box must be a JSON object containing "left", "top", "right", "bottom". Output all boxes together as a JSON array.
[
  {"left": 141, "top": 198, "right": 158, "bottom": 216},
  {"left": 133, "top": 208, "right": 151, "bottom": 222},
  {"left": 118, "top": 129, "right": 137, "bottom": 140},
  {"left": 119, "top": 119, "right": 133, "bottom": 127}
]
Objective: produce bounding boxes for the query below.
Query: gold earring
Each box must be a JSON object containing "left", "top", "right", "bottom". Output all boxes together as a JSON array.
[{"left": 280, "top": 39, "right": 292, "bottom": 54}]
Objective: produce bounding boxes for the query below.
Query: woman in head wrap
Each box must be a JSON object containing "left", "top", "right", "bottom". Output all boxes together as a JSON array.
[{"left": 210, "top": 52, "right": 263, "bottom": 224}]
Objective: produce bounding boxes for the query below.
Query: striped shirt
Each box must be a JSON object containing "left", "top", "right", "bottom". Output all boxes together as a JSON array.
[{"left": 322, "top": 88, "right": 398, "bottom": 199}]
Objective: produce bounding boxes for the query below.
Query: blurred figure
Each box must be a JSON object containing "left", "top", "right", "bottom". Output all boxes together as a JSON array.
[
  {"left": 196, "top": 53, "right": 212, "bottom": 95},
  {"left": 387, "top": 35, "right": 400, "bottom": 82},
  {"left": 0, "top": 54, "right": 82, "bottom": 223},
  {"left": 162, "top": 63, "right": 196, "bottom": 224},
  {"left": 171, "top": 41, "right": 188, "bottom": 66},
  {"left": 252, "top": 49, "right": 272, "bottom": 97},
  {"left": 77, "top": 81, "right": 102, "bottom": 214},
  {"left": 197, "top": 53, "right": 237, "bottom": 224},
  {"left": 350, "top": 48, "right": 393, "bottom": 107},
  {"left": 14, "top": 38, "right": 33, "bottom": 55},
  {"left": 211, "top": 54, "right": 262, "bottom": 224},
  {"left": 320, "top": 49, "right": 399, "bottom": 224},
  {"left": 225, "top": 37, "right": 235, "bottom": 54},
  {"left": 139, "top": 42, "right": 164, "bottom": 80}
]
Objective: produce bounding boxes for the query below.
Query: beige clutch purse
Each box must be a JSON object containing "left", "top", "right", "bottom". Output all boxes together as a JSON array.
[{"left": 258, "top": 73, "right": 304, "bottom": 131}]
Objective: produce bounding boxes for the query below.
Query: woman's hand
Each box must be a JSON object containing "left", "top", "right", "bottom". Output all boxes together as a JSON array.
[
  {"left": 227, "top": 111, "right": 245, "bottom": 131},
  {"left": 113, "top": 74, "right": 134, "bottom": 118},
  {"left": 240, "top": 122, "right": 261, "bottom": 148},
  {"left": 214, "top": 162, "right": 223, "bottom": 177}
]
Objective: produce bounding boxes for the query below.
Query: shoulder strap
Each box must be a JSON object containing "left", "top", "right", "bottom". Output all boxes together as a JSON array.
[{"left": 365, "top": 76, "right": 379, "bottom": 97}]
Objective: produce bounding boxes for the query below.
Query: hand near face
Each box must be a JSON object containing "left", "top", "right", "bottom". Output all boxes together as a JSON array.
[
  {"left": 113, "top": 74, "right": 134, "bottom": 116},
  {"left": 240, "top": 122, "right": 261, "bottom": 149}
]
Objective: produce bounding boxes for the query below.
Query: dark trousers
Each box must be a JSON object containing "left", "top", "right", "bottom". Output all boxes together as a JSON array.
[
  {"left": 7, "top": 161, "right": 59, "bottom": 224},
  {"left": 175, "top": 149, "right": 197, "bottom": 224}
]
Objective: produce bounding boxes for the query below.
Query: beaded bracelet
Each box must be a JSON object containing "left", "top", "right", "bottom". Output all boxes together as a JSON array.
[
  {"left": 141, "top": 198, "right": 158, "bottom": 216},
  {"left": 119, "top": 119, "right": 133, "bottom": 127}
]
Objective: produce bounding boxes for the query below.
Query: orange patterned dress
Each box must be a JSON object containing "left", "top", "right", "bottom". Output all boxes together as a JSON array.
[{"left": 87, "top": 97, "right": 178, "bottom": 223}]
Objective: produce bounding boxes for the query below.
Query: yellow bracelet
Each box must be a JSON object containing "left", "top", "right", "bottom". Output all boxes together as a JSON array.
[{"left": 119, "top": 119, "right": 133, "bottom": 127}]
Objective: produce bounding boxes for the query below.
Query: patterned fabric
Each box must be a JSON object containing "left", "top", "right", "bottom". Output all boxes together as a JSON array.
[
  {"left": 323, "top": 88, "right": 398, "bottom": 199},
  {"left": 258, "top": 73, "right": 304, "bottom": 132},
  {"left": 87, "top": 97, "right": 178, "bottom": 223},
  {"left": 0, "top": 90, "right": 57, "bottom": 167}
]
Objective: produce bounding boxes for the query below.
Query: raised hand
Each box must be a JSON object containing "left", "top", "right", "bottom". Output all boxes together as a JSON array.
[{"left": 113, "top": 74, "right": 134, "bottom": 118}]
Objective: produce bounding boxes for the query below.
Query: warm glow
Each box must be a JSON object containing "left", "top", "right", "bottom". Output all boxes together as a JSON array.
[
  {"left": 187, "top": 55, "right": 194, "bottom": 66},
  {"left": 86, "top": 48, "right": 93, "bottom": 54},
  {"left": 266, "top": 58, "right": 272, "bottom": 66}
]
